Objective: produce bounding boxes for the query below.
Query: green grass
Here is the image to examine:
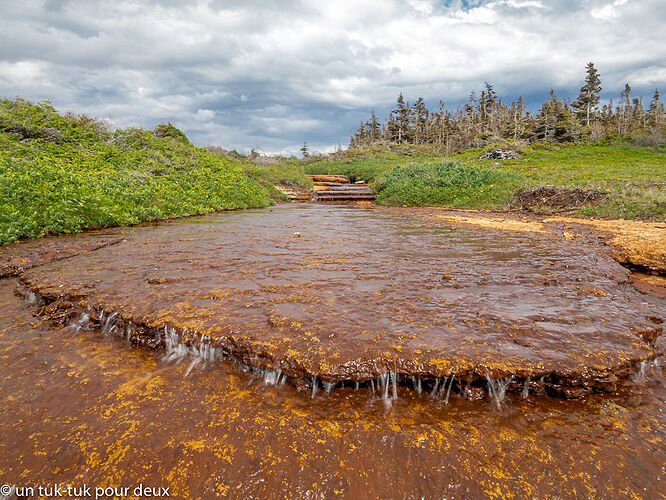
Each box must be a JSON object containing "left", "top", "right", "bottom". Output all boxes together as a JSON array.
[
  {"left": 375, "top": 162, "right": 523, "bottom": 208},
  {"left": 0, "top": 98, "right": 278, "bottom": 244},
  {"left": 304, "top": 143, "right": 666, "bottom": 220},
  {"left": 242, "top": 162, "right": 312, "bottom": 201},
  {"left": 458, "top": 143, "right": 666, "bottom": 219}
]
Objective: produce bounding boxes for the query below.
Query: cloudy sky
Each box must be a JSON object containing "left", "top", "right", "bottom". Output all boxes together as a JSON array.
[{"left": 1, "top": 0, "right": 664, "bottom": 154}]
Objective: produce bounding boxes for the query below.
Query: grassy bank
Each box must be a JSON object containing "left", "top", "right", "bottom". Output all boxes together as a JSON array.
[
  {"left": 304, "top": 143, "right": 666, "bottom": 220},
  {"left": 242, "top": 162, "right": 312, "bottom": 201},
  {"left": 0, "top": 99, "right": 308, "bottom": 245}
]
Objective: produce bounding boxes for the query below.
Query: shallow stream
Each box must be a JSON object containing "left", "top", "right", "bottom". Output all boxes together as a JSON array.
[{"left": 1, "top": 204, "right": 664, "bottom": 498}]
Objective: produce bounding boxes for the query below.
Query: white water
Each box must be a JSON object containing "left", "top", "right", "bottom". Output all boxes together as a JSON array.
[
  {"left": 486, "top": 375, "right": 514, "bottom": 409},
  {"left": 102, "top": 312, "right": 118, "bottom": 336},
  {"left": 24, "top": 290, "right": 42, "bottom": 306}
]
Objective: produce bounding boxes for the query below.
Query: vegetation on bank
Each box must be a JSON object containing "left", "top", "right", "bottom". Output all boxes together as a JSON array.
[
  {"left": 374, "top": 162, "right": 523, "bottom": 208},
  {"left": 304, "top": 142, "right": 666, "bottom": 219},
  {"left": 1, "top": 97, "right": 663, "bottom": 248},
  {"left": 0, "top": 99, "right": 294, "bottom": 245}
]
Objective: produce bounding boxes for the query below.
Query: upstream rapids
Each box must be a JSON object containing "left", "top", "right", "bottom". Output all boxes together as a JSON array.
[{"left": 1, "top": 203, "right": 664, "bottom": 497}]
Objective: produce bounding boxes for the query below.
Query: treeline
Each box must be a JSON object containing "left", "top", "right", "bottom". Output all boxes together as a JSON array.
[{"left": 350, "top": 63, "right": 665, "bottom": 152}]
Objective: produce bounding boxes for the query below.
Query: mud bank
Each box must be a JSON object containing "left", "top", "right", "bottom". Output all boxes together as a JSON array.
[{"left": 14, "top": 204, "right": 664, "bottom": 399}]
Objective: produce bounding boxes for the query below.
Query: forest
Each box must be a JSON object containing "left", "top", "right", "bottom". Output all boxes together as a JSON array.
[{"left": 349, "top": 63, "right": 665, "bottom": 152}]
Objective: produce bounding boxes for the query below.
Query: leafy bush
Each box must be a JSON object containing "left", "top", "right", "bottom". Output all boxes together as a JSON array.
[
  {"left": 375, "top": 162, "right": 524, "bottom": 208},
  {"left": 153, "top": 122, "right": 191, "bottom": 144},
  {"left": 0, "top": 98, "right": 273, "bottom": 244}
]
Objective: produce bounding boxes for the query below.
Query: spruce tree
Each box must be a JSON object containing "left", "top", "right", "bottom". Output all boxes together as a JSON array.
[
  {"left": 572, "top": 62, "right": 602, "bottom": 126},
  {"left": 648, "top": 89, "right": 663, "bottom": 127},
  {"left": 412, "top": 97, "right": 429, "bottom": 144},
  {"left": 367, "top": 110, "right": 381, "bottom": 143},
  {"left": 389, "top": 93, "right": 413, "bottom": 143}
]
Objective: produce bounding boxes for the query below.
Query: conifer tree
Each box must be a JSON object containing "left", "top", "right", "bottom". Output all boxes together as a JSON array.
[
  {"left": 392, "top": 93, "right": 413, "bottom": 143},
  {"left": 535, "top": 90, "right": 579, "bottom": 141},
  {"left": 648, "top": 89, "right": 664, "bottom": 127},
  {"left": 572, "top": 62, "right": 602, "bottom": 126},
  {"left": 367, "top": 110, "right": 381, "bottom": 142},
  {"left": 618, "top": 83, "right": 632, "bottom": 135},
  {"left": 412, "top": 97, "right": 429, "bottom": 144}
]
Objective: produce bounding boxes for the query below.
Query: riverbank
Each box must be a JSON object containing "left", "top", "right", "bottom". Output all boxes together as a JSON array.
[
  {"left": 0, "top": 99, "right": 311, "bottom": 245},
  {"left": 303, "top": 143, "right": 666, "bottom": 220}
]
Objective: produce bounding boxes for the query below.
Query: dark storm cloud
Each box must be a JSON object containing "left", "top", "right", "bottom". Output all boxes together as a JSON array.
[{"left": 1, "top": 0, "right": 664, "bottom": 154}]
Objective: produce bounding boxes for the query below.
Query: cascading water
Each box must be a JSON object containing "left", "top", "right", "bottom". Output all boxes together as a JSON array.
[{"left": 486, "top": 375, "right": 514, "bottom": 409}]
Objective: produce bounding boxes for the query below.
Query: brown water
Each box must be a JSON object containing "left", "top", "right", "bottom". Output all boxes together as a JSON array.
[{"left": 1, "top": 204, "right": 665, "bottom": 498}]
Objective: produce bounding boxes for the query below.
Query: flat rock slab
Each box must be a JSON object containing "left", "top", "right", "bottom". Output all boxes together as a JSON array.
[
  {"left": 0, "top": 231, "right": 125, "bottom": 278},
  {"left": 20, "top": 204, "right": 663, "bottom": 392}
]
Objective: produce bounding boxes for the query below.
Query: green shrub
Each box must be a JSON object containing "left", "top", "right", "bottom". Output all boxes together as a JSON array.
[
  {"left": 375, "top": 162, "right": 524, "bottom": 208},
  {"left": 0, "top": 98, "right": 273, "bottom": 244},
  {"left": 153, "top": 122, "right": 191, "bottom": 144}
]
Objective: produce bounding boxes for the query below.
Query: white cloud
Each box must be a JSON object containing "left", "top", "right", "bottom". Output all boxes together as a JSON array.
[
  {"left": 0, "top": 0, "right": 664, "bottom": 153},
  {"left": 0, "top": 60, "right": 51, "bottom": 89},
  {"left": 590, "top": 0, "right": 630, "bottom": 20}
]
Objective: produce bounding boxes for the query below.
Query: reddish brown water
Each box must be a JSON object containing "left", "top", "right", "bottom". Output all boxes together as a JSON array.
[
  {"left": 17, "top": 205, "right": 663, "bottom": 396},
  {"left": 1, "top": 204, "right": 665, "bottom": 498}
]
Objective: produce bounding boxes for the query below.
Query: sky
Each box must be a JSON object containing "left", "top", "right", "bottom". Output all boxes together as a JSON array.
[{"left": 1, "top": 0, "right": 665, "bottom": 155}]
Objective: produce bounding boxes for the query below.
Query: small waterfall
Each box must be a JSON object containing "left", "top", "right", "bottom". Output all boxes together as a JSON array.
[
  {"left": 390, "top": 370, "right": 398, "bottom": 400},
  {"left": 163, "top": 325, "right": 188, "bottom": 360},
  {"left": 411, "top": 375, "right": 422, "bottom": 394},
  {"left": 263, "top": 369, "right": 282, "bottom": 386},
  {"left": 373, "top": 372, "right": 398, "bottom": 401},
  {"left": 68, "top": 312, "right": 90, "bottom": 332},
  {"left": 162, "top": 326, "right": 220, "bottom": 376},
  {"left": 444, "top": 375, "right": 455, "bottom": 404},
  {"left": 522, "top": 377, "right": 531, "bottom": 398},
  {"left": 323, "top": 380, "right": 336, "bottom": 394},
  {"left": 431, "top": 377, "right": 447, "bottom": 399},
  {"left": 430, "top": 378, "right": 440, "bottom": 398},
  {"left": 633, "top": 358, "right": 664, "bottom": 382},
  {"left": 429, "top": 376, "right": 454, "bottom": 403},
  {"left": 24, "top": 290, "right": 42, "bottom": 306},
  {"left": 633, "top": 360, "right": 649, "bottom": 381},
  {"left": 102, "top": 312, "right": 118, "bottom": 336},
  {"left": 311, "top": 376, "right": 318, "bottom": 398},
  {"left": 486, "top": 375, "right": 514, "bottom": 409}
]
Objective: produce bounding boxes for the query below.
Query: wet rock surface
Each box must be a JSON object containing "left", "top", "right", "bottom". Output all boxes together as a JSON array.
[
  {"left": 17, "top": 204, "right": 663, "bottom": 396},
  {"left": 0, "top": 279, "right": 664, "bottom": 498},
  {"left": 0, "top": 231, "right": 126, "bottom": 278}
]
